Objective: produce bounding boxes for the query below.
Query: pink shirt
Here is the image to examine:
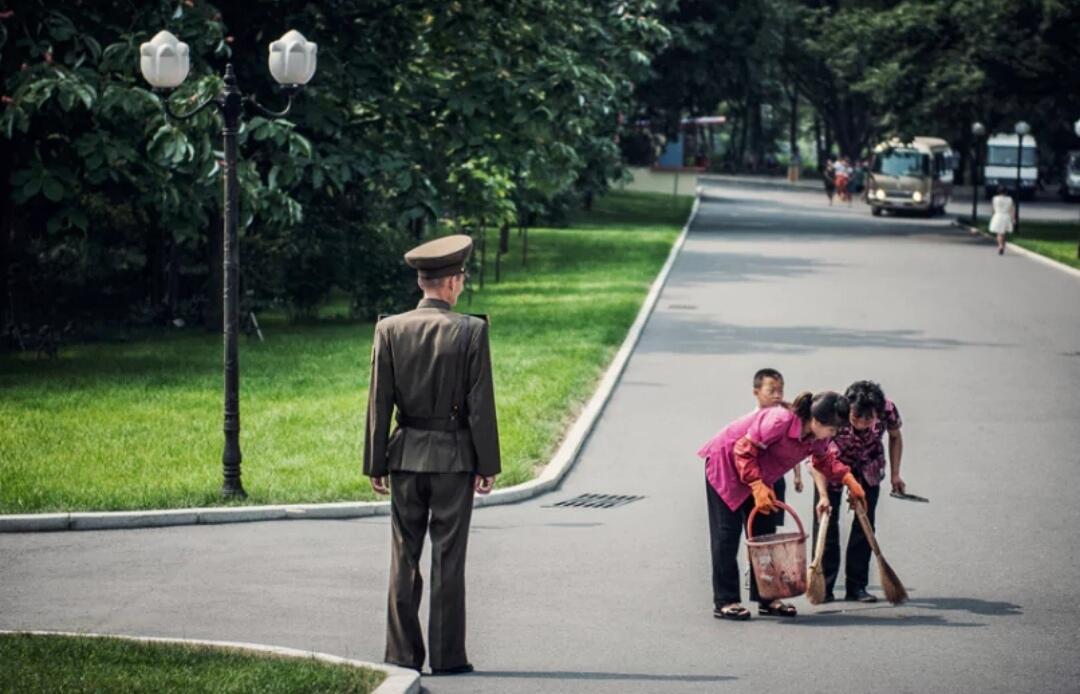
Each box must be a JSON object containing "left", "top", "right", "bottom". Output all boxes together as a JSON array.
[{"left": 698, "top": 406, "right": 851, "bottom": 511}]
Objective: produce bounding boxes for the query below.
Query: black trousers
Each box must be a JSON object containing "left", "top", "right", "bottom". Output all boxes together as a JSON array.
[
  {"left": 774, "top": 476, "right": 787, "bottom": 526},
  {"left": 386, "top": 471, "right": 474, "bottom": 671},
  {"left": 812, "top": 480, "right": 881, "bottom": 595},
  {"left": 706, "top": 478, "right": 777, "bottom": 608}
]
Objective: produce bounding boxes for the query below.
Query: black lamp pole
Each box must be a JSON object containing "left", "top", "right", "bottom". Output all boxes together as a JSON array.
[
  {"left": 969, "top": 122, "right": 984, "bottom": 225},
  {"left": 159, "top": 65, "right": 301, "bottom": 499},
  {"left": 1014, "top": 132, "right": 1023, "bottom": 237},
  {"left": 970, "top": 144, "right": 978, "bottom": 223},
  {"left": 1074, "top": 119, "right": 1080, "bottom": 260}
]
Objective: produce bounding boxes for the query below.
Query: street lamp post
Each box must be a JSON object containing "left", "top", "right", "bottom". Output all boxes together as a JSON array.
[
  {"left": 971, "top": 121, "right": 985, "bottom": 224},
  {"left": 1075, "top": 118, "right": 1080, "bottom": 260},
  {"left": 1013, "top": 120, "right": 1030, "bottom": 236},
  {"left": 139, "top": 30, "right": 317, "bottom": 498}
]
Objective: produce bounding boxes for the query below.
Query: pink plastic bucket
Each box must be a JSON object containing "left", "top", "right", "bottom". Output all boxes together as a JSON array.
[{"left": 745, "top": 501, "right": 808, "bottom": 600}]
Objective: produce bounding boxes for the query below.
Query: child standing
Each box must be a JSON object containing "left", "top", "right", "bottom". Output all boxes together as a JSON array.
[
  {"left": 752, "top": 369, "right": 804, "bottom": 525},
  {"left": 810, "top": 380, "right": 905, "bottom": 603},
  {"left": 699, "top": 392, "right": 866, "bottom": 621}
]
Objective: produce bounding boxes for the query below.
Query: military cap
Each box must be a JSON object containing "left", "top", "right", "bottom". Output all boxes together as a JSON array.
[{"left": 404, "top": 234, "right": 473, "bottom": 279}]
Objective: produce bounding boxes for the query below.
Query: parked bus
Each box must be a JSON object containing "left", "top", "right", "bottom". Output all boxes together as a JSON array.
[
  {"left": 866, "top": 137, "right": 954, "bottom": 216},
  {"left": 984, "top": 133, "right": 1038, "bottom": 200}
]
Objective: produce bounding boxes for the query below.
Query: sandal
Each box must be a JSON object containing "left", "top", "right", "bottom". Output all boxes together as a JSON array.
[
  {"left": 714, "top": 603, "right": 751, "bottom": 621},
  {"left": 758, "top": 600, "right": 797, "bottom": 617}
]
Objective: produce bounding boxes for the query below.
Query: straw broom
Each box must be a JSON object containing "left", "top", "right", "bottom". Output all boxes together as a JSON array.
[
  {"left": 853, "top": 499, "right": 908, "bottom": 605},
  {"left": 806, "top": 507, "right": 831, "bottom": 604}
]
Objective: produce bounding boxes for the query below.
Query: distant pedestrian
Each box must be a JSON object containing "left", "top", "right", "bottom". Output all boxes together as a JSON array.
[
  {"left": 835, "top": 157, "right": 852, "bottom": 205},
  {"left": 989, "top": 184, "right": 1016, "bottom": 255},
  {"left": 823, "top": 158, "right": 836, "bottom": 205}
]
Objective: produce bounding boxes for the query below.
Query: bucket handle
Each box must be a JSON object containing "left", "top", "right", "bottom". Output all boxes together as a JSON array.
[{"left": 746, "top": 500, "right": 805, "bottom": 541}]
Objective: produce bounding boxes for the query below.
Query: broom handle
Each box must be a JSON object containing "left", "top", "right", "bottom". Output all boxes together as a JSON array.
[
  {"left": 853, "top": 500, "right": 883, "bottom": 557},
  {"left": 811, "top": 508, "right": 830, "bottom": 569}
]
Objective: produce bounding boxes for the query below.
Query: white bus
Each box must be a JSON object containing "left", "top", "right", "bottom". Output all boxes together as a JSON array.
[{"left": 984, "top": 133, "right": 1038, "bottom": 200}]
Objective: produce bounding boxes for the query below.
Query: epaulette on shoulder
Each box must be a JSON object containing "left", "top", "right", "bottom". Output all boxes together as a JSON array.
[{"left": 466, "top": 313, "right": 489, "bottom": 324}]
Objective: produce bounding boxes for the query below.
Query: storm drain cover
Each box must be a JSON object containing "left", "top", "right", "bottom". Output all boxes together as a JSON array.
[{"left": 546, "top": 493, "right": 644, "bottom": 509}]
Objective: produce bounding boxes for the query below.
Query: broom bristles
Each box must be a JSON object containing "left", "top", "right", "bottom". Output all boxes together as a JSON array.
[
  {"left": 877, "top": 556, "right": 908, "bottom": 605},
  {"left": 806, "top": 565, "right": 827, "bottom": 604}
]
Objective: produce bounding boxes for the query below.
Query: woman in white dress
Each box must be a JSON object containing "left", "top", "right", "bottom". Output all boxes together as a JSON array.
[{"left": 988, "top": 184, "right": 1016, "bottom": 256}]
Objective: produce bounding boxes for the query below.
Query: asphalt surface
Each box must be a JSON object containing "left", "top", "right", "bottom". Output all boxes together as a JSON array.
[
  {"left": 700, "top": 173, "right": 1080, "bottom": 222},
  {"left": 4, "top": 183, "right": 1080, "bottom": 693}
]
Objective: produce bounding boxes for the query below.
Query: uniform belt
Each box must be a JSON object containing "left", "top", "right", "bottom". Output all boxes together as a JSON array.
[{"left": 396, "top": 413, "right": 468, "bottom": 432}]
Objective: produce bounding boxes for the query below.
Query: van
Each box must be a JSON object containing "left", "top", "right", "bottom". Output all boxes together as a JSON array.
[
  {"left": 866, "top": 137, "right": 954, "bottom": 216},
  {"left": 984, "top": 133, "right": 1038, "bottom": 200}
]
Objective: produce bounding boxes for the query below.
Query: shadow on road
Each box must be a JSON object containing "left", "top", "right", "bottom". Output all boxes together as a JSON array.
[
  {"left": 670, "top": 248, "right": 837, "bottom": 283},
  {"left": 637, "top": 315, "right": 1003, "bottom": 355},
  {"left": 463, "top": 670, "right": 737, "bottom": 683},
  {"left": 789, "top": 595, "right": 1023, "bottom": 628},
  {"left": 788, "top": 613, "right": 984, "bottom": 628},
  {"left": 693, "top": 192, "right": 969, "bottom": 239},
  {"left": 906, "top": 597, "right": 1023, "bottom": 616}
]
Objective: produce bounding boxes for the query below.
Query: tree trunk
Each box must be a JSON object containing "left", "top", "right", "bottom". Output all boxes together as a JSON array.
[
  {"left": 166, "top": 235, "right": 180, "bottom": 320},
  {"left": 788, "top": 88, "right": 799, "bottom": 160},
  {"left": 813, "top": 115, "right": 822, "bottom": 171},
  {"left": 737, "top": 98, "right": 751, "bottom": 170}
]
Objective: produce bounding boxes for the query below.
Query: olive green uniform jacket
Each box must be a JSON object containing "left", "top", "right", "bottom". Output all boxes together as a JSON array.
[{"left": 363, "top": 298, "right": 501, "bottom": 477}]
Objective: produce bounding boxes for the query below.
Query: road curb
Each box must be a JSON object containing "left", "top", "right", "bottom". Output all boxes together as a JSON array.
[
  {"left": 0, "top": 630, "right": 420, "bottom": 694},
  {"left": 0, "top": 195, "right": 702, "bottom": 533},
  {"left": 951, "top": 219, "right": 1080, "bottom": 280}
]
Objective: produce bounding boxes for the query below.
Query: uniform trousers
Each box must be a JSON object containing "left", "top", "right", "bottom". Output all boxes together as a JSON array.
[
  {"left": 706, "top": 478, "right": 778, "bottom": 608},
  {"left": 386, "top": 471, "right": 474, "bottom": 670},
  {"left": 812, "top": 478, "right": 881, "bottom": 595}
]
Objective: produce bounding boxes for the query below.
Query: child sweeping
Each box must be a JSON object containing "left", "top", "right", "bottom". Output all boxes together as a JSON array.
[{"left": 699, "top": 392, "right": 866, "bottom": 621}]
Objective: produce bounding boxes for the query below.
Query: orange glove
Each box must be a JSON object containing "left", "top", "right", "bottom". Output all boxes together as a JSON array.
[
  {"left": 842, "top": 472, "right": 866, "bottom": 503},
  {"left": 749, "top": 480, "right": 777, "bottom": 514}
]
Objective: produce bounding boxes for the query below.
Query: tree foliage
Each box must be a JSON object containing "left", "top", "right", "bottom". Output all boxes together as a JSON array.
[
  {"left": 638, "top": 0, "right": 1080, "bottom": 170},
  {"left": 0, "top": 0, "right": 668, "bottom": 340}
]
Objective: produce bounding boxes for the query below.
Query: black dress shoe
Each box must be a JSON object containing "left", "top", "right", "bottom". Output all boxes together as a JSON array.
[
  {"left": 823, "top": 593, "right": 836, "bottom": 604},
  {"left": 845, "top": 589, "right": 879, "bottom": 603},
  {"left": 430, "top": 664, "right": 474, "bottom": 676}
]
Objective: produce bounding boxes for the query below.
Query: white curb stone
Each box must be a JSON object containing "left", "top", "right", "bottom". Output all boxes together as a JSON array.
[
  {"left": 952, "top": 219, "right": 1080, "bottom": 280},
  {"left": 0, "top": 630, "right": 419, "bottom": 694}
]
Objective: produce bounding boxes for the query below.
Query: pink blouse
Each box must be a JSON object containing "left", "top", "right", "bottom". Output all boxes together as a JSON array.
[{"left": 698, "top": 406, "right": 851, "bottom": 512}]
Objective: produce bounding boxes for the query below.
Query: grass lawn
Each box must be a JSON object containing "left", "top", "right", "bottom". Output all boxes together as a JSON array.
[
  {"left": 0, "top": 633, "right": 384, "bottom": 693},
  {"left": 0, "top": 191, "right": 690, "bottom": 513},
  {"left": 980, "top": 219, "right": 1080, "bottom": 269}
]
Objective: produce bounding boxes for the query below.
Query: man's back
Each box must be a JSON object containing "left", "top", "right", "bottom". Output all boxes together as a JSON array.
[{"left": 364, "top": 298, "right": 500, "bottom": 477}]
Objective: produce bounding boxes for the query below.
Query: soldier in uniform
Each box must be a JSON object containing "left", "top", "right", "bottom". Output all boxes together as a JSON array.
[{"left": 363, "top": 234, "right": 501, "bottom": 676}]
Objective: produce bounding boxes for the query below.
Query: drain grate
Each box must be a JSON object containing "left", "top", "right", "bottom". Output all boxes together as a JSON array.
[
  {"left": 668, "top": 304, "right": 698, "bottom": 310},
  {"left": 546, "top": 493, "right": 644, "bottom": 509}
]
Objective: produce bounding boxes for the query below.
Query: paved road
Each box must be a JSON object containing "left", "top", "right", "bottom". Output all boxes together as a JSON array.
[
  {"left": 700, "top": 173, "right": 1080, "bottom": 222},
  {"left": 4, "top": 183, "right": 1080, "bottom": 693}
]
